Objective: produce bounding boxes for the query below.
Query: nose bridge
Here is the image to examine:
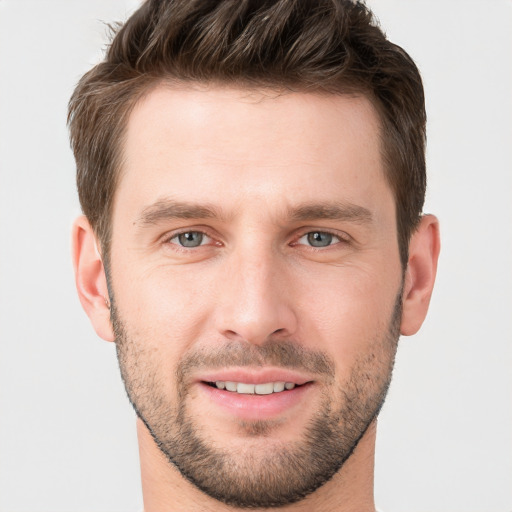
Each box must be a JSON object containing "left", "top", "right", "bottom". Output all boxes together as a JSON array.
[{"left": 215, "top": 239, "right": 296, "bottom": 344}]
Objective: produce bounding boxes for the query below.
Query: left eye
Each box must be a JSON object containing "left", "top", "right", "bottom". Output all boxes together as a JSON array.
[
  {"left": 169, "top": 231, "right": 211, "bottom": 248},
  {"left": 298, "top": 231, "right": 340, "bottom": 248}
]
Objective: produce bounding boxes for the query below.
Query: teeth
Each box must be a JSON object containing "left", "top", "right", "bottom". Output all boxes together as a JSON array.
[
  {"left": 255, "top": 383, "right": 273, "bottom": 395},
  {"left": 225, "top": 381, "right": 237, "bottom": 392},
  {"left": 215, "top": 381, "right": 297, "bottom": 394},
  {"left": 273, "top": 382, "right": 285, "bottom": 392},
  {"left": 237, "top": 383, "right": 255, "bottom": 394}
]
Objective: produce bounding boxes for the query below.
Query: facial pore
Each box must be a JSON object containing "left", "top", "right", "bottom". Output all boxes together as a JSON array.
[{"left": 111, "top": 288, "right": 402, "bottom": 508}]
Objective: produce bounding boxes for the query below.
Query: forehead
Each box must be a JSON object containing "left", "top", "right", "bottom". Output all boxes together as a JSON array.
[{"left": 116, "top": 84, "right": 389, "bottom": 219}]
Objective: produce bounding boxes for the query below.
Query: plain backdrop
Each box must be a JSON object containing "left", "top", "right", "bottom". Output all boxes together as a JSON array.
[{"left": 0, "top": 1, "right": 511, "bottom": 511}]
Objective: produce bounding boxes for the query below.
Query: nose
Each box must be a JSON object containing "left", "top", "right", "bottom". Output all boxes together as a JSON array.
[{"left": 214, "top": 247, "right": 298, "bottom": 345}]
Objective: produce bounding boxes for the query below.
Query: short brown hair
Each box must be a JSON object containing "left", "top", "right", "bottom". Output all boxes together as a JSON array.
[{"left": 68, "top": 0, "right": 426, "bottom": 266}]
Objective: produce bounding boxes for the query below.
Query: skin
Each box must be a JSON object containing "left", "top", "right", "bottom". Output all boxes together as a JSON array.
[{"left": 73, "top": 85, "right": 440, "bottom": 511}]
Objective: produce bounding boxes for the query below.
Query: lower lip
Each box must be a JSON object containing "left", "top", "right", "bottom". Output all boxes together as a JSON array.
[{"left": 198, "top": 382, "right": 313, "bottom": 421}]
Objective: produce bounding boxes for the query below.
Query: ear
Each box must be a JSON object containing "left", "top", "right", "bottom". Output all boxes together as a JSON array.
[
  {"left": 400, "top": 214, "right": 441, "bottom": 336},
  {"left": 71, "top": 216, "right": 115, "bottom": 342}
]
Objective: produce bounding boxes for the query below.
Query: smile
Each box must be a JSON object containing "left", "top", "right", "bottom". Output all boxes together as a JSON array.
[
  {"left": 198, "top": 375, "right": 313, "bottom": 420},
  {"left": 210, "top": 381, "right": 298, "bottom": 394}
]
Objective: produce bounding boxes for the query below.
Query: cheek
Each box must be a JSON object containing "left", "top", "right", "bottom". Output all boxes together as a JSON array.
[
  {"left": 294, "top": 263, "right": 400, "bottom": 370},
  {"left": 110, "top": 238, "right": 402, "bottom": 376},
  {"left": 111, "top": 261, "right": 216, "bottom": 358}
]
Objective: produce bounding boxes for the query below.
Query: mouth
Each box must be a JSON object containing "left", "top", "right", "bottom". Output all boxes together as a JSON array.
[
  {"left": 204, "top": 380, "right": 302, "bottom": 395},
  {"left": 196, "top": 370, "right": 315, "bottom": 421}
]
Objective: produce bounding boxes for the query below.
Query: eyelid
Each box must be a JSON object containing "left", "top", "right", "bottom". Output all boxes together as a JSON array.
[
  {"left": 171, "top": 231, "right": 211, "bottom": 246},
  {"left": 158, "top": 226, "right": 351, "bottom": 251},
  {"left": 292, "top": 228, "right": 352, "bottom": 246},
  {"left": 161, "top": 227, "right": 221, "bottom": 248}
]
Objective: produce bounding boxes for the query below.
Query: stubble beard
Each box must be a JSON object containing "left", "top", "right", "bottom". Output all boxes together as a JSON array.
[{"left": 111, "top": 294, "right": 401, "bottom": 509}]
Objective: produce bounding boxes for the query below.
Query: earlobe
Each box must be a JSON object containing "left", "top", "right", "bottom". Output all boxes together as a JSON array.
[
  {"left": 400, "top": 214, "right": 441, "bottom": 336},
  {"left": 72, "top": 216, "right": 115, "bottom": 342}
]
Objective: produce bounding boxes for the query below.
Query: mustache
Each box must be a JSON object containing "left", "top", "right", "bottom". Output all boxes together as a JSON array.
[{"left": 177, "top": 340, "right": 336, "bottom": 380}]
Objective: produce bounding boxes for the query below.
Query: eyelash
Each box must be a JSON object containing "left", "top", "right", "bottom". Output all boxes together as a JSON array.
[
  {"left": 163, "top": 229, "right": 218, "bottom": 251},
  {"left": 293, "top": 230, "right": 349, "bottom": 249},
  {"left": 162, "top": 228, "right": 351, "bottom": 251}
]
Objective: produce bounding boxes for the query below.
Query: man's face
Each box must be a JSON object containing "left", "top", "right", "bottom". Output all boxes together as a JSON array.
[{"left": 108, "top": 86, "right": 403, "bottom": 507}]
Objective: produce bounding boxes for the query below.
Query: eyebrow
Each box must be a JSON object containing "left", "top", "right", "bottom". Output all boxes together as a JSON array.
[
  {"left": 136, "top": 199, "right": 226, "bottom": 225},
  {"left": 289, "top": 202, "right": 373, "bottom": 224},
  {"left": 135, "top": 198, "right": 373, "bottom": 226}
]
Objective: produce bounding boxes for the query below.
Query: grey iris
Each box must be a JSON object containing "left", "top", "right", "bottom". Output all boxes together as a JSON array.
[
  {"left": 178, "top": 232, "right": 203, "bottom": 247},
  {"left": 307, "top": 232, "right": 332, "bottom": 247}
]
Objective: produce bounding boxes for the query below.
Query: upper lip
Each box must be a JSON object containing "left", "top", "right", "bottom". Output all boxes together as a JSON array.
[{"left": 196, "top": 368, "right": 314, "bottom": 386}]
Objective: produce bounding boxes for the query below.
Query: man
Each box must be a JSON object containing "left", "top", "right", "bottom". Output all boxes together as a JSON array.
[{"left": 69, "top": 0, "right": 440, "bottom": 510}]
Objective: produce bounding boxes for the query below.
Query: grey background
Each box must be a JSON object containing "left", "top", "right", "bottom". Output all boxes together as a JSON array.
[{"left": 0, "top": 1, "right": 511, "bottom": 511}]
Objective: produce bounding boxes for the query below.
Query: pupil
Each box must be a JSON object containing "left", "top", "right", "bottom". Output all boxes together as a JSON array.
[
  {"left": 308, "top": 232, "right": 332, "bottom": 247},
  {"left": 178, "top": 232, "right": 203, "bottom": 247}
]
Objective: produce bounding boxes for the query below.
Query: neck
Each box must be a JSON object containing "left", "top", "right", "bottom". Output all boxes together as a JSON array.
[{"left": 137, "top": 418, "right": 377, "bottom": 512}]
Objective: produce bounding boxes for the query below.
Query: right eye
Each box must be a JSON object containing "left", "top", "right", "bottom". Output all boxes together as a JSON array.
[{"left": 168, "top": 231, "right": 212, "bottom": 248}]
